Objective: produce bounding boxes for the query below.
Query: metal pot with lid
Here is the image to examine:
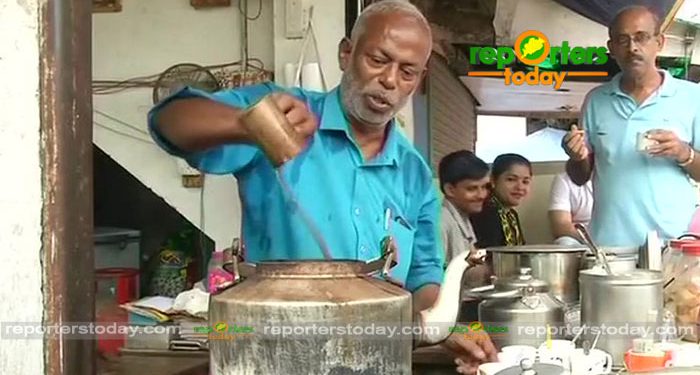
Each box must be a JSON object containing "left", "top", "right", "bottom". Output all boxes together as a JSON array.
[
  {"left": 579, "top": 268, "right": 663, "bottom": 368},
  {"left": 488, "top": 245, "right": 587, "bottom": 305},
  {"left": 582, "top": 247, "right": 639, "bottom": 273},
  {"left": 477, "top": 268, "right": 566, "bottom": 347}
]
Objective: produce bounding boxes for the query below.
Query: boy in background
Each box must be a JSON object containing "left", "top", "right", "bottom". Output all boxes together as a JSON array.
[{"left": 438, "top": 150, "right": 491, "bottom": 286}]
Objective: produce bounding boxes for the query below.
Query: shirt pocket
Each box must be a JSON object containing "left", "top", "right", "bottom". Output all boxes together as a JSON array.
[
  {"left": 387, "top": 217, "right": 416, "bottom": 287},
  {"left": 591, "top": 121, "right": 628, "bottom": 164}
]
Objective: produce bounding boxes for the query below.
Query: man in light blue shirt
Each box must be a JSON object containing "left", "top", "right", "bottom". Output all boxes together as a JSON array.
[
  {"left": 148, "top": 0, "right": 496, "bottom": 371},
  {"left": 563, "top": 5, "right": 700, "bottom": 247}
]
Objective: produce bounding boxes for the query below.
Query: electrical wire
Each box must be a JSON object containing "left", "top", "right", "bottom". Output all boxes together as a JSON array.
[
  {"left": 94, "top": 109, "right": 150, "bottom": 136},
  {"left": 238, "top": 0, "right": 262, "bottom": 20},
  {"left": 199, "top": 172, "right": 207, "bottom": 269},
  {"left": 241, "top": 0, "right": 249, "bottom": 77},
  {"left": 92, "top": 59, "right": 268, "bottom": 95},
  {"left": 94, "top": 121, "right": 154, "bottom": 144}
]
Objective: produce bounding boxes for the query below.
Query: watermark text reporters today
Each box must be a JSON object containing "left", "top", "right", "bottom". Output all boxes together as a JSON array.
[
  {"left": 260, "top": 323, "right": 439, "bottom": 340},
  {"left": 0, "top": 322, "right": 178, "bottom": 339},
  {"left": 516, "top": 323, "right": 695, "bottom": 339}
]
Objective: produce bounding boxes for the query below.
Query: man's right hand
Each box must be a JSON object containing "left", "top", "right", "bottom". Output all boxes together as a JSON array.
[
  {"left": 269, "top": 93, "right": 318, "bottom": 142},
  {"left": 562, "top": 125, "right": 589, "bottom": 161}
]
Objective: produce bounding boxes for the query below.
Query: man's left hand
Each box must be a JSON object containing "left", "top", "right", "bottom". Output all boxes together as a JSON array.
[
  {"left": 441, "top": 332, "right": 498, "bottom": 374},
  {"left": 646, "top": 129, "right": 692, "bottom": 163}
]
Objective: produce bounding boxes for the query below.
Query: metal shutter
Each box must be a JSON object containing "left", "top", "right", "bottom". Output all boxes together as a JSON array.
[{"left": 427, "top": 54, "right": 477, "bottom": 172}]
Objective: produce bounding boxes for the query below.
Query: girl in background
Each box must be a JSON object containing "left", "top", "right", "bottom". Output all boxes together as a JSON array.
[{"left": 471, "top": 153, "right": 533, "bottom": 248}]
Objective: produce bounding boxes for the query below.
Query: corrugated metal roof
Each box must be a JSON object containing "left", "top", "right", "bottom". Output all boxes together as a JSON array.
[{"left": 551, "top": 0, "right": 677, "bottom": 27}]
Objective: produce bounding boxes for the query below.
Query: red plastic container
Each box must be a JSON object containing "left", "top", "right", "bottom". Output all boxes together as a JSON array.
[{"left": 95, "top": 268, "right": 140, "bottom": 355}]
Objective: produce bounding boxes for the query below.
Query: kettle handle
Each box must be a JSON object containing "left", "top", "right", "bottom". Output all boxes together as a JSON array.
[
  {"left": 226, "top": 238, "right": 256, "bottom": 283},
  {"left": 224, "top": 237, "right": 401, "bottom": 286},
  {"left": 464, "top": 285, "right": 521, "bottom": 300}
]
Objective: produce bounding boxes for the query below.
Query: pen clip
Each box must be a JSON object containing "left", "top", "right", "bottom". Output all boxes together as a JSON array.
[{"left": 384, "top": 208, "right": 392, "bottom": 232}]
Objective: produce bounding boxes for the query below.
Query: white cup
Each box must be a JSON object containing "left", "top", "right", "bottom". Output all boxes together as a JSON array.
[
  {"left": 498, "top": 345, "right": 537, "bottom": 365},
  {"left": 636, "top": 131, "right": 658, "bottom": 152},
  {"left": 478, "top": 362, "right": 508, "bottom": 375},
  {"left": 538, "top": 340, "right": 575, "bottom": 369},
  {"left": 672, "top": 344, "right": 700, "bottom": 367},
  {"left": 570, "top": 348, "right": 613, "bottom": 375}
]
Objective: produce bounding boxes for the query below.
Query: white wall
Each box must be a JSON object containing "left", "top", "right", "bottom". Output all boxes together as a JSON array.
[
  {"left": 92, "top": 0, "right": 275, "bottom": 248},
  {"left": 273, "top": 0, "right": 344, "bottom": 91},
  {"left": 271, "top": 0, "right": 416, "bottom": 140},
  {"left": 0, "top": 0, "right": 45, "bottom": 373},
  {"left": 518, "top": 168, "right": 560, "bottom": 244}
]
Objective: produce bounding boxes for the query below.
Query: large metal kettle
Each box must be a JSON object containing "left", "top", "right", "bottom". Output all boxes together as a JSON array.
[
  {"left": 475, "top": 268, "right": 566, "bottom": 348},
  {"left": 209, "top": 238, "right": 483, "bottom": 375}
]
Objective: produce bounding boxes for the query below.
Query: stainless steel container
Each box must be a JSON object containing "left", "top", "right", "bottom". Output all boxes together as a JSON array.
[
  {"left": 582, "top": 250, "right": 638, "bottom": 273},
  {"left": 210, "top": 260, "right": 413, "bottom": 374},
  {"left": 478, "top": 268, "right": 566, "bottom": 348},
  {"left": 489, "top": 245, "right": 588, "bottom": 304},
  {"left": 579, "top": 269, "right": 663, "bottom": 368},
  {"left": 210, "top": 243, "right": 479, "bottom": 375}
]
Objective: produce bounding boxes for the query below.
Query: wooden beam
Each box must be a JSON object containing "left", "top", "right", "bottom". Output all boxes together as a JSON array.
[
  {"left": 41, "top": 1, "right": 95, "bottom": 374},
  {"left": 662, "top": 0, "right": 685, "bottom": 33},
  {"left": 477, "top": 110, "right": 580, "bottom": 120}
]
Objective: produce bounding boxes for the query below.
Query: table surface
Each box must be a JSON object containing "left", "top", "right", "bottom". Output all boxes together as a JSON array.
[
  {"left": 98, "top": 347, "right": 700, "bottom": 375},
  {"left": 98, "top": 351, "right": 208, "bottom": 375},
  {"left": 411, "top": 345, "right": 700, "bottom": 374}
]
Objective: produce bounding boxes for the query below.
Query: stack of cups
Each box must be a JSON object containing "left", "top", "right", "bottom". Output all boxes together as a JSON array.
[{"left": 624, "top": 338, "right": 669, "bottom": 372}]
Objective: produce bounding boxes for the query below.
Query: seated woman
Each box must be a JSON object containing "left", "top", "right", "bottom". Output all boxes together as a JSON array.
[{"left": 470, "top": 153, "right": 532, "bottom": 248}]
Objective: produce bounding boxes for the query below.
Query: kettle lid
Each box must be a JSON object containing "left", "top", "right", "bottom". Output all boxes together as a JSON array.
[
  {"left": 495, "top": 268, "right": 549, "bottom": 292},
  {"left": 496, "top": 359, "right": 565, "bottom": 375}
]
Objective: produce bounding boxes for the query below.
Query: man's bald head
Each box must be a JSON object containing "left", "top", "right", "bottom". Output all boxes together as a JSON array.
[
  {"left": 337, "top": 0, "right": 433, "bottom": 129},
  {"left": 609, "top": 5, "right": 661, "bottom": 38},
  {"left": 606, "top": 5, "right": 664, "bottom": 77},
  {"left": 350, "top": 0, "right": 432, "bottom": 46}
]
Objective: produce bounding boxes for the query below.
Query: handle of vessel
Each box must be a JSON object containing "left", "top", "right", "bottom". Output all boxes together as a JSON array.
[
  {"left": 227, "top": 238, "right": 256, "bottom": 282},
  {"left": 472, "top": 288, "right": 521, "bottom": 300},
  {"left": 359, "top": 236, "right": 401, "bottom": 286}
]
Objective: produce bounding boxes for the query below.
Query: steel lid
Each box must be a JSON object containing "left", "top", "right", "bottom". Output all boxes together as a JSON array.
[
  {"left": 579, "top": 268, "right": 663, "bottom": 285},
  {"left": 495, "top": 268, "right": 549, "bottom": 292},
  {"left": 586, "top": 246, "right": 639, "bottom": 256},
  {"left": 487, "top": 245, "right": 588, "bottom": 254},
  {"left": 496, "top": 359, "right": 565, "bottom": 375}
]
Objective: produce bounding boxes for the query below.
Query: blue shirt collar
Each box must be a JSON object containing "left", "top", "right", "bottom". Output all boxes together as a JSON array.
[
  {"left": 605, "top": 69, "right": 678, "bottom": 98},
  {"left": 320, "top": 87, "right": 400, "bottom": 167}
]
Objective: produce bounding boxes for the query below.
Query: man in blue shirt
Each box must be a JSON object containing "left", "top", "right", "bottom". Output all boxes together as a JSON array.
[
  {"left": 148, "top": 0, "right": 496, "bottom": 372},
  {"left": 563, "top": 5, "right": 700, "bottom": 247}
]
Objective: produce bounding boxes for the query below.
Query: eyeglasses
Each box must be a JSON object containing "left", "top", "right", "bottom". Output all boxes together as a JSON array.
[{"left": 612, "top": 32, "right": 658, "bottom": 47}]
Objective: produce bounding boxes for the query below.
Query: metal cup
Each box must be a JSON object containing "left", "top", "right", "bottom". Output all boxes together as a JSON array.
[{"left": 239, "top": 95, "right": 305, "bottom": 167}]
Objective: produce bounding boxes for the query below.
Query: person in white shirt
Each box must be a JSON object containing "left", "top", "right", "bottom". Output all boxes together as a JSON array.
[{"left": 548, "top": 172, "right": 594, "bottom": 245}]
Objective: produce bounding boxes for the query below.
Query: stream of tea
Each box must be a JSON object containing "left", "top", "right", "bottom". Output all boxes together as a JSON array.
[{"left": 275, "top": 167, "right": 333, "bottom": 260}]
